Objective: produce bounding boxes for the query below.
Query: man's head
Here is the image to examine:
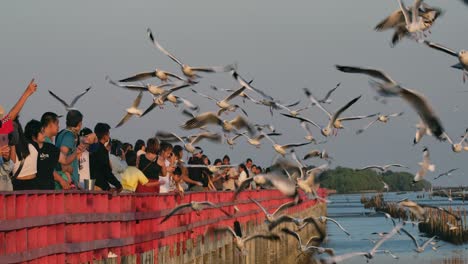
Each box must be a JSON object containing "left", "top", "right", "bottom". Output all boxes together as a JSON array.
[
  {"left": 193, "top": 146, "right": 203, "bottom": 158},
  {"left": 94, "top": 123, "right": 111, "bottom": 143},
  {"left": 66, "top": 110, "right": 83, "bottom": 131},
  {"left": 25, "top": 119, "right": 45, "bottom": 144},
  {"left": 245, "top": 158, "right": 253, "bottom": 169},
  {"left": 251, "top": 164, "right": 257, "bottom": 174},
  {"left": 41, "top": 112, "right": 61, "bottom": 137}
]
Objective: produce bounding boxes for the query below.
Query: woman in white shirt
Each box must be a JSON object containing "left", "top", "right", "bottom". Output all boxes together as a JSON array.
[
  {"left": 10, "top": 119, "right": 39, "bottom": 190},
  {"left": 158, "top": 142, "right": 174, "bottom": 194},
  {"left": 237, "top": 163, "right": 249, "bottom": 187}
]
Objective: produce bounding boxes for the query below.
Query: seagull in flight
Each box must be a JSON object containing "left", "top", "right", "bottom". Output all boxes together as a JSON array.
[
  {"left": 148, "top": 28, "right": 234, "bottom": 80},
  {"left": 48, "top": 87, "right": 91, "bottom": 112},
  {"left": 434, "top": 168, "right": 459, "bottom": 180},
  {"left": 118, "top": 69, "right": 185, "bottom": 83},
  {"left": 181, "top": 112, "right": 255, "bottom": 135},
  {"left": 191, "top": 86, "right": 248, "bottom": 116},
  {"left": 281, "top": 228, "right": 334, "bottom": 257},
  {"left": 160, "top": 201, "right": 231, "bottom": 223},
  {"left": 141, "top": 82, "right": 192, "bottom": 116},
  {"left": 356, "top": 112, "right": 404, "bottom": 134},
  {"left": 107, "top": 76, "right": 183, "bottom": 96},
  {"left": 335, "top": 65, "right": 446, "bottom": 141},
  {"left": 397, "top": 0, "right": 428, "bottom": 42},
  {"left": 444, "top": 128, "right": 468, "bottom": 153},
  {"left": 413, "top": 147, "right": 435, "bottom": 183},
  {"left": 261, "top": 132, "right": 312, "bottom": 156},
  {"left": 208, "top": 221, "right": 280, "bottom": 255},
  {"left": 400, "top": 228, "right": 436, "bottom": 253},
  {"left": 115, "top": 92, "right": 143, "bottom": 128},
  {"left": 317, "top": 83, "right": 341, "bottom": 104},
  {"left": 155, "top": 131, "right": 222, "bottom": 153},
  {"left": 304, "top": 88, "right": 365, "bottom": 136},
  {"left": 424, "top": 41, "right": 468, "bottom": 83},
  {"left": 320, "top": 224, "right": 403, "bottom": 263},
  {"left": 358, "top": 163, "right": 408, "bottom": 172}
]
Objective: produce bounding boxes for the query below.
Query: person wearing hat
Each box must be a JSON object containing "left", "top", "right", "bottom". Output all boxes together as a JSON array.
[
  {"left": 55, "top": 110, "right": 85, "bottom": 188},
  {"left": 89, "top": 123, "right": 122, "bottom": 192}
]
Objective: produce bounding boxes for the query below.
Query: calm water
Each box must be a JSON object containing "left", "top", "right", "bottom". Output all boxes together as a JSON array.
[{"left": 317, "top": 192, "right": 468, "bottom": 264}]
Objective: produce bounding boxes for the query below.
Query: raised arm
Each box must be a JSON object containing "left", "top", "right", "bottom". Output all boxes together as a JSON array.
[{"left": 8, "top": 79, "right": 37, "bottom": 121}]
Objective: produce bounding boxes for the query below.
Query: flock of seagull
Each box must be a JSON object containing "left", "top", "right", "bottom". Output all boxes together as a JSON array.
[{"left": 40, "top": 0, "right": 468, "bottom": 262}]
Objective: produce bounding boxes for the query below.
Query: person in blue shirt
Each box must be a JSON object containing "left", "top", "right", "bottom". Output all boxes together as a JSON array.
[{"left": 55, "top": 110, "right": 83, "bottom": 188}]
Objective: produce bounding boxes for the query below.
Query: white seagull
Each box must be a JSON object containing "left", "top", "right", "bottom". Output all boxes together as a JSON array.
[
  {"left": 261, "top": 132, "right": 312, "bottom": 156},
  {"left": 424, "top": 41, "right": 468, "bottom": 83},
  {"left": 400, "top": 228, "right": 436, "bottom": 253},
  {"left": 148, "top": 28, "right": 234, "bottom": 80},
  {"left": 181, "top": 112, "right": 255, "bottom": 135},
  {"left": 356, "top": 112, "right": 404, "bottom": 134},
  {"left": 434, "top": 168, "right": 459, "bottom": 180},
  {"left": 141, "top": 82, "right": 192, "bottom": 116},
  {"left": 118, "top": 69, "right": 185, "bottom": 83},
  {"left": 413, "top": 147, "right": 435, "bottom": 183},
  {"left": 48, "top": 87, "right": 91, "bottom": 112},
  {"left": 397, "top": 0, "right": 428, "bottom": 42},
  {"left": 155, "top": 131, "right": 222, "bottom": 153},
  {"left": 191, "top": 86, "right": 248, "bottom": 116},
  {"left": 115, "top": 92, "right": 144, "bottom": 128},
  {"left": 304, "top": 88, "right": 365, "bottom": 136}
]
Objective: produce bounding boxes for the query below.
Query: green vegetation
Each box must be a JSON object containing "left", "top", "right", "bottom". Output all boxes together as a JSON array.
[{"left": 318, "top": 166, "right": 431, "bottom": 194}]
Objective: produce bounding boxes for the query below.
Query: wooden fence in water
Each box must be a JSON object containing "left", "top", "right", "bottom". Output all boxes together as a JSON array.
[{"left": 0, "top": 189, "right": 327, "bottom": 264}]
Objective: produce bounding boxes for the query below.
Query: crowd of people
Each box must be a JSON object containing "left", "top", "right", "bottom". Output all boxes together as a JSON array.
[{"left": 0, "top": 80, "right": 265, "bottom": 195}]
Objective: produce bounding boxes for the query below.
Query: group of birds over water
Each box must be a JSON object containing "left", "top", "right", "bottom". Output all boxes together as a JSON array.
[{"left": 41, "top": 0, "right": 468, "bottom": 262}]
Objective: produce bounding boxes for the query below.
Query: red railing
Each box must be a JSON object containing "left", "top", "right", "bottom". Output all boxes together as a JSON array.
[{"left": 0, "top": 188, "right": 327, "bottom": 264}]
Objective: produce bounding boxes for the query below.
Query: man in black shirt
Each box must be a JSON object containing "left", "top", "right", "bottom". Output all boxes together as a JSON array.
[
  {"left": 25, "top": 120, "right": 60, "bottom": 190},
  {"left": 90, "top": 123, "right": 122, "bottom": 192},
  {"left": 187, "top": 147, "right": 208, "bottom": 191}
]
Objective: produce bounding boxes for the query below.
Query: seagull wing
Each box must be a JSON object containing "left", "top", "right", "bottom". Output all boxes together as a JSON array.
[
  {"left": 329, "top": 95, "right": 362, "bottom": 126},
  {"left": 141, "top": 102, "right": 158, "bottom": 117},
  {"left": 265, "top": 173, "right": 298, "bottom": 197},
  {"left": 384, "top": 164, "right": 408, "bottom": 170},
  {"left": 175, "top": 96, "right": 199, "bottom": 111},
  {"left": 230, "top": 116, "right": 254, "bottom": 135},
  {"left": 147, "top": 28, "right": 184, "bottom": 67},
  {"left": 70, "top": 87, "right": 91, "bottom": 107},
  {"left": 182, "top": 112, "right": 222, "bottom": 130},
  {"left": 281, "top": 228, "right": 302, "bottom": 247},
  {"left": 324, "top": 217, "right": 351, "bottom": 236},
  {"left": 267, "top": 215, "right": 296, "bottom": 231},
  {"left": 249, "top": 197, "right": 270, "bottom": 216},
  {"left": 119, "top": 71, "right": 157, "bottom": 82},
  {"left": 190, "top": 132, "right": 222, "bottom": 144},
  {"left": 400, "top": 228, "right": 420, "bottom": 249},
  {"left": 132, "top": 91, "right": 144, "bottom": 108},
  {"left": 107, "top": 77, "right": 148, "bottom": 92},
  {"left": 303, "top": 88, "right": 332, "bottom": 118},
  {"left": 321, "top": 83, "right": 341, "bottom": 101},
  {"left": 233, "top": 178, "right": 255, "bottom": 200},
  {"left": 282, "top": 142, "right": 312, "bottom": 150},
  {"left": 399, "top": 88, "right": 445, "bottom": 139},
  {"left": 335, "top": 65, "right": 397, "bottom": 84},
  {"left": 338, "top": 113, "right": 378, "bottom": 121},
  {"left": 115, "top": 113, "right": 132, "bottom": 128},
  {"left": 421, "top": 236, "right": 437, "bottom": 250},
  {"left": 191, "top": 65, "right": 235, "bottom": 73},
  {"left": 370, "top": 224, "right": 403, "bottom": 255},
  {"left": 280, "top": 113, "right": 322, "bottom": 130},
  {"left": 358, "top": 165, "right": 384, "bottom": 171},
  {"left": 244, "top": 233, "right": 280, "bottom": 243},
  {"left": 272, "top": 200, "right": 297, "bottom": 216},
  {"left": 160, "top": 203, "right": 192, "bottom": 223},
  {"left": 223, "top": 86, "right": 246, "bottom": 102},
  {"left": 191, "top": 88, "right": 217, "bottom": 101},
  {"left": 164, "top": 71, "right": 186, "bottom": 81},
  {"left": 389, "top": 112, "right": 405, "bottom": 118},
  {"left": 423, "top": 41, "right": 458, "bottom": 57},
  {"left": 48, "top": 90, "right": 70, "bottom": 108},
  {"left": 304, "top": 150, "right": 321, "bottom": 160},
  {"left": 397, "top": 0, "right": 412, "bottom": 26},
  {"left": 231, "top": 71, "right": 274, "bottom": 101},
  {"left": 375, "top": 9, "right": 405, "bottom": 31}
]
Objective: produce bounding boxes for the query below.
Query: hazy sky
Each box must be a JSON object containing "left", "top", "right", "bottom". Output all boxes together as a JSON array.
[{"left": 1, "top": 0, "right": 467, "bottom": 186}]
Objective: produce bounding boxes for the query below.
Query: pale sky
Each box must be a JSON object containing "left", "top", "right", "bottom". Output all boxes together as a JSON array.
[{"left": 1, "top": 0, "right": 467, "bottom": 186}]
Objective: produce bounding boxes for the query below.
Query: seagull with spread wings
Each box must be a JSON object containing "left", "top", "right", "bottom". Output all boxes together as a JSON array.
[
  {"left": 413, "top": 147, "right": 435, "bottom": 183},
  {"left": 155, "top": 131, "right": 222, "bottom": 153},
  {"left": 160, "top": 201, "right": 231, "bottom": 223},
  {"left": 424, "top": 41, "right": 468, "bottom": 83},
  {"left": 141, "top": 82, "right": 192, "bottom": 116},
  {"left": 148, "top": 29, "right": 234, "bottom": 80},
  {"left": 118, "top": 69, "right": 185, "bottom": 83},
  {"left": 115, "top": 92, "right": 143, "bottom": 128},
  {"left": 191, "top": 86, "right": 248, "bottom": 116},
  {"left": 304, "top": 88, "right": 366, "bottom": 136},
  {"left": 358, "top": 163, "right": 408, "bottom": 172},
  {"left": 356, "top": 112, "right": 404, "bottom": 134},
  {"left": 181, "top": 112, "right": 255, "bottom": 135},
  {"left": 48, "top": 87, "right": 91, "bottom": 112},
  {"left": 261, "top": 132, "right": 312, "bottom": 156}
]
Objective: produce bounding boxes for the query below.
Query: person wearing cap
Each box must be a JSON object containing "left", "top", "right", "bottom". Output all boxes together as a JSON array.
[
  {"left": 90, "top": 123, "right": 122, "bottom": 192},
  {"left": 55, "top": 110, "right": 84, "bottom": 188}
]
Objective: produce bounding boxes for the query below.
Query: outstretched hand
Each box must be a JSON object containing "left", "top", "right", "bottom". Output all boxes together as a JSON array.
[{"left": 25, "top": 78, "right": 37, "bottom": 96}]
